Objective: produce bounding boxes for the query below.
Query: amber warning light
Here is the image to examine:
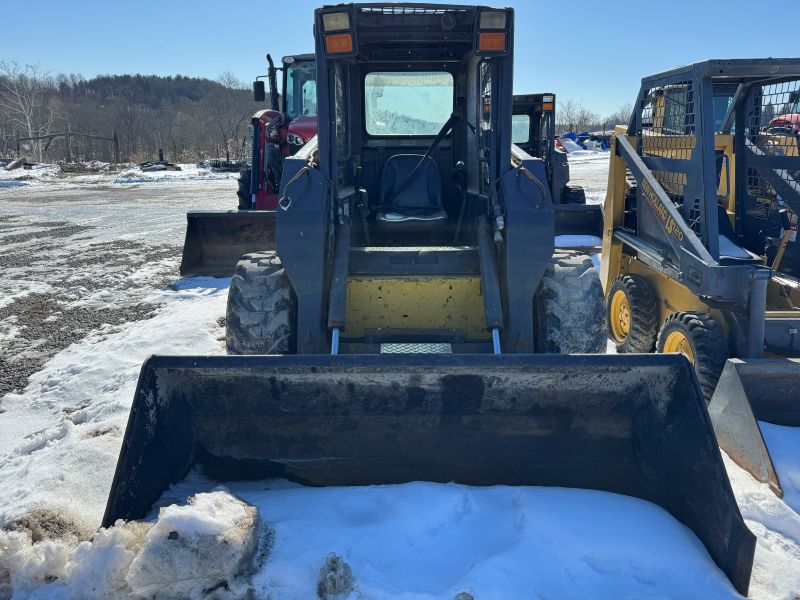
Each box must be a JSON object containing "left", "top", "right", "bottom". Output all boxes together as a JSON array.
[
  {"left": 478, "top": 32, "right": 506, "bottom": 52},
  {"left": 325, "top": 33, "right": 354, "bottom": 54}
]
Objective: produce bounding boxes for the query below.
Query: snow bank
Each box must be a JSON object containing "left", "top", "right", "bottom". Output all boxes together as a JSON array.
[
  {"left": 0, "top": 491, "right": 261, "bottom": 600},
  {"left": 148, "top": 478, "right": 740, "bottom": 600},
  {"left": 0, "top": 164, "right": 60, "bottom": 188},
  {"left": 125, "top": 491, "right": 261, "bottom": 598},
  {"left": 722, "top": 442, "right": 800, "bottom": 600},
  {"left": 113, "top": 165, "right": 239, "bottom": 184},
  {"left": 0, "top": 279, "right": 229, "bottom": 532},
  {"left": 0, "top": 162, "right": 238, "bottom": 188}
]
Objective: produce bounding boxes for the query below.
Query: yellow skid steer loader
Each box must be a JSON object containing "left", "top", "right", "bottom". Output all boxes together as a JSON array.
[{"left": 601, "top": 59, "right": 800, "bottom": 498}]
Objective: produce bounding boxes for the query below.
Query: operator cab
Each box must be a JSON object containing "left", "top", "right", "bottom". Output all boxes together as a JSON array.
[
  {"left": 275, "top": 4, "right": 559, "bottom": 355},
  {"left": 308, "top": 4, "right": 517, "bottom": 246}
]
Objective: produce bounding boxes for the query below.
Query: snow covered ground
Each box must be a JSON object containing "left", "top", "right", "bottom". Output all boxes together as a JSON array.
[
  {"left": 0, "top": 156, "right": 799, "bottom": 599},
  {"left": 0, "top": 162, "right": 238, "bottom": 190},
  {"left": 566, "top": 150, "right": 611, "bottom": 204}
]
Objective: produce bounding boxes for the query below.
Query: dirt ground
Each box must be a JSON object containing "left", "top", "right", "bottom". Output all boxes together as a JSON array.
[{"left": 0, "top": 182, "right": 235, "bottom": 399}]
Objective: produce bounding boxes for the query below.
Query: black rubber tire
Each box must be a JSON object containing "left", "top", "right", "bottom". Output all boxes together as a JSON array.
[
  {"left": 236, "top": 167, "right": 252, "bottom": 210},
  {"left": 607, "top": 274, "right": 658, "bottom": 353},
  {"left": 535, "top": 251, "right": 607, "bottom": 353},
  {"left": 560, "top": 184, "right": 586, "bottom": 204},
  {"left": 656, "top": 312, "right": 727, "bottom": 402},
  {"left": 226, "top": 252, "right": 296, "bottom": 355}
]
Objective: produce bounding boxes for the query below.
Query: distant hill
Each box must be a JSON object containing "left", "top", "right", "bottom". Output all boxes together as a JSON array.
[
  {"left": 58, "top": 74, "right": 225, "bottom": 108},
  {"left": 1, "top": 68, "right": 257, "bottom": 163}
]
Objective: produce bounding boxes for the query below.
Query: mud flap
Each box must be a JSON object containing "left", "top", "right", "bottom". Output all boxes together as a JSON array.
[
  {"left": 179, "top": 211, "right": 275, "bottom": 277},
  {"left": 708, "top": 358, "right": 800, "bottom": 498},
  {"left": 104, "top": 353, "right": 755, "bottom": 595}
]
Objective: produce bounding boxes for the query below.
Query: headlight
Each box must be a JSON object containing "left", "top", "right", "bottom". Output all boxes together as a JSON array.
[{"left": 288, "top": 133, "right": 305, "bottom": 146}]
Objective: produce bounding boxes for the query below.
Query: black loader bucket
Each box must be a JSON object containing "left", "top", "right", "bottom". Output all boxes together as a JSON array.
[
  {"left": 179, "top": 211, "right": 276, "bottom": 277},
  {"left": 104, "top": 353, "right": 755, "bottom": 595},
  {"left": 554, "top": 203, "right": 603, "bottom": 237},
  {"left": 708, "top": 358, "right": 800, "bottom": 498},
  {"left": 553, "top": 204, "right": 603, "bottom": 253}
]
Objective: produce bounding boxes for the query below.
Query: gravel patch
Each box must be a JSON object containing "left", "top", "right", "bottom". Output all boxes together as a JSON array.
[
  {"left": 0, "top": 181, "right": 233, "bottom": 400},
  {"left": 0, "top": 294, "right": 157, "bottom": 398}
]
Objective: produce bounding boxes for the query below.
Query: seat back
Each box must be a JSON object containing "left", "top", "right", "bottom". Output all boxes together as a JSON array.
[{"left": 379, "top": 154, "right": 443, "bottom": 210}]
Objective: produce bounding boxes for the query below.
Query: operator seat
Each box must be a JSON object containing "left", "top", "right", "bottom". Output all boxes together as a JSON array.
[{"left": 374, "top": 154, "right": 448, "bottom": 232}]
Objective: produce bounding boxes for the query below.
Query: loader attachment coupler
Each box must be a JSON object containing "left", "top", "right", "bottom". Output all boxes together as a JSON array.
[
  {"left": 179, "top": 211, "right": 276, "bottom": 277},
  {"left": 709, "top": 358, "right": 800, "bottom": 498},
  {"left": 104, "top": 353, "right": 755, "bottom": 594}
]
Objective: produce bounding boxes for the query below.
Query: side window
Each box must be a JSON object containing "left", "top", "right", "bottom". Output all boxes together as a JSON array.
[
  {"left": 512, "top": 114, "right": 530, "bottom": 145},
  {"left": 539, "top": 113, "right": 551, "bottom": 155},
  {"left": 302, "top": 80, "right": 317, "bottom": 117}
]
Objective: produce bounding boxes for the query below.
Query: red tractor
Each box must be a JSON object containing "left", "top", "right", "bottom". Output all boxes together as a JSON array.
[
  {"left": 240, "top": 54, "right": 318, "bottom": 209},
  {"left": 180, "top": 53, "right": 318, "bottom": 276}
]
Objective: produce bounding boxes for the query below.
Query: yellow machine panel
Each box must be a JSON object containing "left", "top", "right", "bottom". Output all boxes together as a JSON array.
[{"left": 344, "top": 275, "right": 490, "bottom": 339}]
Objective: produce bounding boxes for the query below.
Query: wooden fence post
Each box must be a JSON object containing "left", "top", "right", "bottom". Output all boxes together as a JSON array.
[{"left": 65, "top": 125, "right": 73, "bottom": 163}]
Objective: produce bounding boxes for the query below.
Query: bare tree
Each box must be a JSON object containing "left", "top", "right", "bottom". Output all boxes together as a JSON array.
[
  {"left": 206, "top": 72, "right": 251, "bottom": 160},
  {"left": 557, "top": 98, "right": 580, "bottom": 134},
  {"left": 0, "top": 67, "right": 266, "bottom": 163},
  {"left": 556, "top": 98, "right": 602, "bottom": 134},
  {"left": 0, "top": 61, "right": 60, "bottom": 160},
  {"left": 602, "top": 103, "right": 634, "bottom": 132},
  {"left": 110, "top": 95, "right": 149, "bottom": 161},
  {"left": 575, "top": 105, "right": 600, "bottom": 133}
]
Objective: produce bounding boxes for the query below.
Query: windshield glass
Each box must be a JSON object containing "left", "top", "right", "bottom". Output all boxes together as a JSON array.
[
  {"left": 284, "top": 60, "right": 317, "bottom": 118},
  {"left": 364, "top": 71, "right": 453, "bottom": 136}
]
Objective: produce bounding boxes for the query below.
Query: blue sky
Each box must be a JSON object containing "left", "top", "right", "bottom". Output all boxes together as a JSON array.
[{"left": 1, "top": 0, "right": 797, "bottom": 116}]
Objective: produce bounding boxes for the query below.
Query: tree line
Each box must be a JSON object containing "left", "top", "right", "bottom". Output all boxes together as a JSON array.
[
  {"left": 556, "top": 98, "right": 634, "bottom": 136},
  {"left": 0, "top": 61, "right": 256, "bottom": 164},
  {"left": 1, "top": 60, "right": 634, "bottom": 163}
]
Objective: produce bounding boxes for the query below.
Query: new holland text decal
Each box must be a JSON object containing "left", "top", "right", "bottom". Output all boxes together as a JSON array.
[{"left": 641, "top": 178, "right": 684, "bottom": 242}]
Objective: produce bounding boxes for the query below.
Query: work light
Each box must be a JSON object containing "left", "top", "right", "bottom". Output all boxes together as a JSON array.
[
  {"left": 479, "top": 11, "right": 506, "bottom": 30},
  {"left": 322, "top": 12, "right": 350, "bottom": 32}
]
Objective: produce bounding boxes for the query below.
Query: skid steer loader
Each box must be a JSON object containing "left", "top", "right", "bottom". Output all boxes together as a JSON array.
[
  {"left": 601, "top": 59, "right": 800, "bottom": 498},
  {"left": 512, "top": 93, "right": 604, "bottom": 254},
  {"left": 179, "top": 53, "right": 317, "bottom": 277},
  {"left": 105, "top": 8, "right": 755, "bottom": 594}
]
